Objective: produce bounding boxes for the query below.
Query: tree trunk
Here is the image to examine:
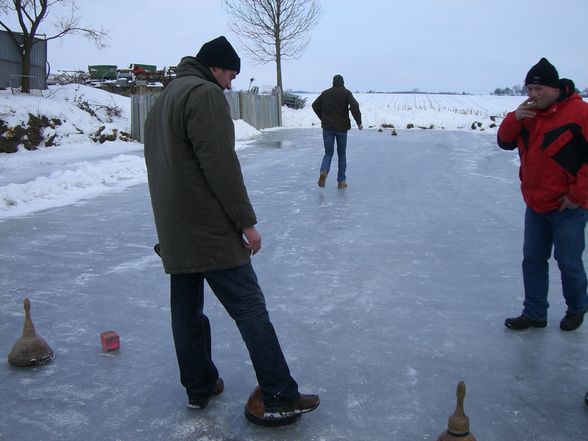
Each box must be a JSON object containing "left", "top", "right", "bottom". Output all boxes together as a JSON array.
[
  {"left": 276, "top": 56, "right": 283, "bottom": 94},
  {"left": 21, "top": 39, "right": 32, "bottom": 93},
  {"left": 275, "top": 36, "right": 282, "bottom": 94}
]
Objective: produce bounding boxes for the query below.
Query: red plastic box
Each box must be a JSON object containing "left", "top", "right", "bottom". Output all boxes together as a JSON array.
[{"left": 100, "top": 331, "right": 120, "bottom": 352}]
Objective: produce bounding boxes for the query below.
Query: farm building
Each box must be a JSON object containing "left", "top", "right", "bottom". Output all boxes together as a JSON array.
[{"left": 0, "top": 29, "right": 47, "bottom": 90}]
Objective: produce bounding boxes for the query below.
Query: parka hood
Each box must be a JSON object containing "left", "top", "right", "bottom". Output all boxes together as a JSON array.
[{"left": 175, "top": 56, "right": 221, "bottom": 89}]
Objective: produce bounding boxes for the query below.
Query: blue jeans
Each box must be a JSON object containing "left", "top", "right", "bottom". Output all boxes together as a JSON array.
[
  {"left": 170, "top": 263, "right": 299, "bottom": 407},
  {"left": 522, "top": 207, "right": 588, "bottom": 320},
  {"left": 320, "top": 129, "right": 348, "bottom": 182}
]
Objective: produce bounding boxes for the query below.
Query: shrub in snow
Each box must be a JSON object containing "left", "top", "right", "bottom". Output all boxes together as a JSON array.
[
  {"left": 89, "top": 126, "right": 132, "bottom": 144},
  {"left": 74, "top": 95, "right": 123, "bottom": 123}
]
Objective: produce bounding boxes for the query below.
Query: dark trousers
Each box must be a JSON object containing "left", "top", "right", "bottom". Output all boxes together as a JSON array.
[
  {"left": 170, "top": 263, "right": 299, "bottom": 406},
  {"left": 320, "top": 129, "right": 348, "bottom": 182},
  {"left": 522, "top": 207, "right": 588, "bottom": 320}
]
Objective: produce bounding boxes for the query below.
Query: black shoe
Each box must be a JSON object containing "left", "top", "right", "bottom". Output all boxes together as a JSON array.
[
  {"left": 560, "top": 311, "right": 586, "bottom": 331},
  {"left": 187, "top": 378, "right": 224, "bottom": 409},
  {"left": 504, "top": 314, "right": 547, "bottom": 330},
  {"left": 264, "top": 393, "right": 320, "bottom": 418},
  {"left": 585, "top": 391, "right": 588, "bottom": 406}
]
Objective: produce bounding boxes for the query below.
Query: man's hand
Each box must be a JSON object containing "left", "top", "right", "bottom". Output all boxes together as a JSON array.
[
  {"left": 558, "top": 195, "right": 579, "bottom": 212},
  {"left": 358, "top": 124, "right": 364, "bottom": 130},
  {"left": 515, "top": 98, "right": 537, "bottom": 121},
  {"left": 242, "top": 226, "right": 262, "bottom": 255}
]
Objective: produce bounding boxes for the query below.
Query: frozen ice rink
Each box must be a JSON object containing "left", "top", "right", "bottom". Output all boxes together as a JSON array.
[{"left": 1, "top": 129, "right": 587, "bottom": 440}]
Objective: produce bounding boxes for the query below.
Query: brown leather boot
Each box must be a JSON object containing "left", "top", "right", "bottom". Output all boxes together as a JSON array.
[
  {"left": 264, "top": 393, "right": 320, "bottom": 418},
  {"left": 318, "top": 171, "right": 328, "bottom": 188}
]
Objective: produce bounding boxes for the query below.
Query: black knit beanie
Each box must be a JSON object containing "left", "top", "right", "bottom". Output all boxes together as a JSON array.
[
  {"left": 196, "top": 36, "right": 241, "bottom": 74},
  {"left": 525, "top": 57, "right": 559, "bottom": 88},
  {"left": 333, "top": 74, "right": 344, "bottom": 86}
]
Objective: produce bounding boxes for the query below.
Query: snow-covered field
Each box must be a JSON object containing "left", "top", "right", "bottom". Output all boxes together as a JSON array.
[
  {"left": 0, "top": 85, "right": 525, "bottom": 219},
  {"left": 283, "top": 92, "right": 524, "bottom": 131}
]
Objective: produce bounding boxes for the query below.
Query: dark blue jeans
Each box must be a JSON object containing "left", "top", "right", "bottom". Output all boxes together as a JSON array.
[
  {"left": 320, "top": 129, "right": 348, "bottom": 182},
  {"left": 522, "top": 207, "right": 588, "bottom": 320},
  {"left": 170, "top": 263, "right": 299, "bottom": 407}
]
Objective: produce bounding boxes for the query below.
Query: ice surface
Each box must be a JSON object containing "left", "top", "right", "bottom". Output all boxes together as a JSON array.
[{"left": 1, "top": 129, "right": 587, "bottom": 441}]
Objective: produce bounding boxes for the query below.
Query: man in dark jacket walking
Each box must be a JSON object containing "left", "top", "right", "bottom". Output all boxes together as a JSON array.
[
  {"left": 312, "top": 74, "right": 363, "bottom": 189},
  {"left": 143, "top": 36, "right": 319, "bottom": 422},
  {"left": 497, "top": 57, "right": 588, "bottom": 332}
]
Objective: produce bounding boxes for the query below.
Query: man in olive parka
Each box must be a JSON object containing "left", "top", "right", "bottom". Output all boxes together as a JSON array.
[{"left": 144, "top": 36, "right": 319, "bottom": 420}]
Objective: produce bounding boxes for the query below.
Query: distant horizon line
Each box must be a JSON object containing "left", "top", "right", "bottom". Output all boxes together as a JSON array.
[{"left": 283, "top": 89, "right": 523, "bottom": 96}]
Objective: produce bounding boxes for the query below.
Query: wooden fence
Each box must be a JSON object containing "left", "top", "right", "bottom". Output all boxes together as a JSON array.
[{"left": 131, "top": 90, "right": 282, "bottom": 142}]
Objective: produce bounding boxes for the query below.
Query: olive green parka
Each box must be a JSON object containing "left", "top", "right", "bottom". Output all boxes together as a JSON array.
[{"left": 144, "top": 57, "right": 256, "bottom": 273}]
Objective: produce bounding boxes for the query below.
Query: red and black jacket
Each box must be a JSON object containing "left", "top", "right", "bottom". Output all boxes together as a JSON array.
[{"left": 497, "top": 79, "right": 588, "bottom": 213}]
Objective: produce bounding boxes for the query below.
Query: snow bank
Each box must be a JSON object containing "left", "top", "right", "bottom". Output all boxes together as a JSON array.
[
  {"left": 0, "top": 85, "right": 262, "bottom": 219},
  {"left": 0, "top": 154, "right": 145, "bottom": 218},
  {"left": 0, "top": 84, "right": 131, "bottom": 149},
  {"left": 234, "top": 119, "right": 262, "bottom": 149}
]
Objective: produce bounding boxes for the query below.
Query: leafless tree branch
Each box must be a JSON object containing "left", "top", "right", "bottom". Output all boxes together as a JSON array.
[
  {"left": 0, "top": 0, "right": 109, "bottom": 92},
  {"left": 222, "top": 0, "right": 321, "bottom": 91}
]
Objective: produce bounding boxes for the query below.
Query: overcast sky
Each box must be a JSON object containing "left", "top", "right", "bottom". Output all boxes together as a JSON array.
[{"left": 6, "top": 0, "right": 587, "bottom": 94}]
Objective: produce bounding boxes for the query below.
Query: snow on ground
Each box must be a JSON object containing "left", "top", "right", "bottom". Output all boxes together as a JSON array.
[
  {"left": 282, "top": 93, "right": 525, "bottom": 130},
  {"left": 0, "top": 84, "right": 132, "bottom": 151},
  {"left": 0, "top": 85, "right": 526, "bottom": 220},
  {"left": 0, "top": 85, "right": 264, "bottom": 219}
]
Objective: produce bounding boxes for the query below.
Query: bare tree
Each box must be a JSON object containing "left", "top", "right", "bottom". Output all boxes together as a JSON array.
[
  {"left": 0, "top": 0, "right": 108, "bottom": 93},
  {"left": 222, "top": 0, "right": 320, "bottom": 93}
]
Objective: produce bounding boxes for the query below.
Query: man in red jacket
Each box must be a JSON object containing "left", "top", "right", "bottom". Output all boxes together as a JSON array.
[{"left": 498, "top": 57, "right": 588, "bottom": 331}]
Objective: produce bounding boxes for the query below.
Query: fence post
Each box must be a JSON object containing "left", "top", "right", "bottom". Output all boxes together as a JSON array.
[
  {"left": 131, "top": 94, "right": 159, "bottom": 142},
  {"left": 275, "top": 86, "right": 283, "bottom": 127},
  {"left": 238, "top": 91, "right": 245, "bottom": 121}
]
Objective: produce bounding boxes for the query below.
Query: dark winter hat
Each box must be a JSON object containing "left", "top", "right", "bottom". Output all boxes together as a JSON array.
[
  {"left": 333, "top": 74, "right": 344, "bottom": 86},
  {"left": 196, "top": 36, "right": 241, "bottom": 74},
  {"left": 525, "top": 57, "right": 559, "bottom": 88}
]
